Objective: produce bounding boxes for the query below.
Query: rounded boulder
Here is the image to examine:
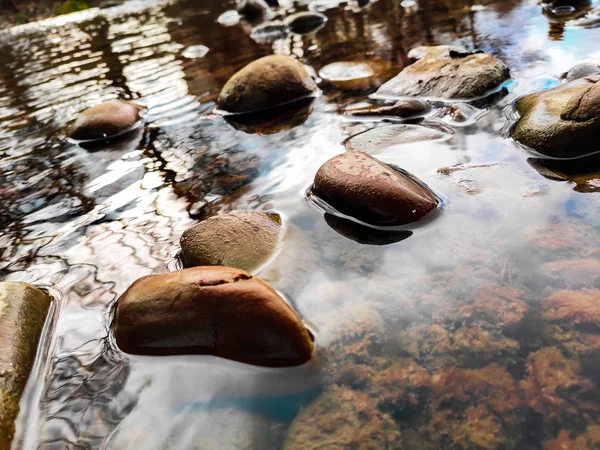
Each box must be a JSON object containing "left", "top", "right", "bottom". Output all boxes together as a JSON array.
[
  {"left": 180, "top": 211, "right": 284, "bottom": 272},
  {"left": 312, "top": 152, "right": 439, "bottom": 226},
  {"left": 217, "top": 55, "right": 317, "bottom": 114},
  {"left": 68, "top": 100, "right": 144, "bottom": 141},
  {"left": 113, "top": 266, "right": 314, "bottom": 367}
]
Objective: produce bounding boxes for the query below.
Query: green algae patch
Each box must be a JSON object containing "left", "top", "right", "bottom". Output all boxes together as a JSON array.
[
  {"left": 0, "top": 282, "right": 51, "bottom": 450},
  {"left": 57, "top": 0, "right": 91, "bottom": 16}
]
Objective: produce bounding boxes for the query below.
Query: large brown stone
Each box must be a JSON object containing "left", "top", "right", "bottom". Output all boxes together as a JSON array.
[
  {"left": 113, "top": 266, "right": 314, "bottom": 367},
  {"left": 217, "top": 55, "right": 317, "bottom": 114},
  {"left": 375, "top": 45, "right": 510, "bottom": 100},
  {"left": 312, "top": 152, "right": 439, "bottom": 226},
  {"left": 180, "top": 211, "right": 284, "bottom": 272},
  {"left": 68, "top": 100, "right": 144, "bottom": 141},
  {"left": 0, "top": 282, "right": 52, "bottom": 450},
  {"left": 514, "top": 75, "right": 600, "bottom": 158}
]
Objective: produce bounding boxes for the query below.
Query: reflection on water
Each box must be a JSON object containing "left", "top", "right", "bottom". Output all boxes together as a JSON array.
[{"left": 0, "top": 0, "right": 599, "bottom": 448}]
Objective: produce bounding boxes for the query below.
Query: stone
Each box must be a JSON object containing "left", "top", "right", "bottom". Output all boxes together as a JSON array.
[
  {"left": 284, "top": 12, "right": 327, "bottom": 34},
  {"left": 283, "top": 386, "right": 401, "bottom": 449},
  {"left": 562, "top": 62, "right": 600, "bottom": 82},
  {"left": 113, "top": 266, "right": 314, "bottom": 367},
  {"left": 344, "top": 124, "right": 449, "bottom": 152},
  {"left": 513, "top": 75, "right": 600, "bottom": 158},
  {"left": 249, "top": 21, "right": 289, "bottom": 44},
  {"left": 319, "top": 60, "right": 394, "bottom": 91},
  {"left": 68, "top": 100, "right": 144, "bottom": 141},
  {"left": 236, "top": 0, "right": 269, "bottom": 20},
  {"left": 375, "top": 45, "right": 510, "bottom": 100},
  {"left": 312, "top": 152, "right": 439, "bottom": 226},
  {"left": 344, "top": 98, "right": 431, "bottom": 118},
  {"left": 0, "top": 282, "right": 52, "bottom": 450},
  {"left": 217, "top": 55, "right": 317, "bottom": 114},
  {"left": 179, "top": 211, "right": 284, "bottom": 272}
]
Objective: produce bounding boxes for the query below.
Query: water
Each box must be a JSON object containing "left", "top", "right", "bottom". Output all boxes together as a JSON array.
[{"left": 0, "top": 0, "right": 599, "bottom": 448}]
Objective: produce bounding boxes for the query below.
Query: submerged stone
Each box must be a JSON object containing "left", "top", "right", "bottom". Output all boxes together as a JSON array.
[
  {"left": 319, "top": 60, "right": 393, "bottom": 91},
  {"left": 180, "top": 211, "right": 284, "bottom": 272},
  {"left": 113, "top": 266, "right": 314, "bottom": 367},
  {"left": 344, "top": 124, "right": 449, "bottom": 152},
  {"left": 514, "top": 75, "right": 600, "bottom": 158},
  {"left": 376, "top": 45, "right": 510, "bottom": 100},
  {"left": 68, "top": 100, "right": 144, "bottom": 141},
  {"left": 344, "top": 98, "right": 431, "bottom": 119},
  {"left": 284, "top": 12, "right": 327, "bottom": 34},
  {"left": 236, "top": 0, "right": 269, "bottom": 20},
  {"left": 0, "top": 282, "right": 52, "bottom": 450},
  {"left": 312, "top": 152, "right": 439, "bottom": 226},
  {"left": 283, "top": 386, "right": 401, "bottom": 449},
  {"left": 250, "top": 21, "right": 289, "bottom": 44},
  {"left": 217, "top": 55, "right": 317, "bottom": 114}
]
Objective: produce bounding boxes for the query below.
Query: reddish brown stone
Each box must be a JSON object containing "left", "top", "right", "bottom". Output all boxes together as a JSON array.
[
  {"left": 313, "top": 152, "right": 438, "bottom": 226},
  {"left": 68, "top": 100, "right": 143, "bottom": 141},
  {"left": 114, "top": 267, "right": 314, "bottom": 367}
]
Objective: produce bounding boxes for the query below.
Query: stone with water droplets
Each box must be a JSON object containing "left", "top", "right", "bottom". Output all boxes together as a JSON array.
[
  {"left": 514, "top": 74, "right": 600, "bottom": 158},
  {"left": 376, "top": 45, "right": 510, "bottom": 100},
  {"left": 113, "top": 266, "right": 314, "bottom": 367},
  {"left": 0, "top": 282, "right": 52, "bottom": 450},
  {"left": 68, "top": 100, "right": 144, "bottom": 141},
  {"left": 313, "top": 152, "right": 439, "bottom": 226},
  {"left": 218, "top": 55, "right": 317, "bottom": 114},
  {"left": 180, "top": 211, "right": 284, "bottom": 272}
]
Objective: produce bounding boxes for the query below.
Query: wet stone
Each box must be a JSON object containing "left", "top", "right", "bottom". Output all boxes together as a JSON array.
[
  {"left": 68, "top": 100, "right": 144, "bottom": 142},
  {"left": 514, "top": 75, "right": 600, "bottom": 158},
  {"left": 344, "top": 99, "right": 431, "bottom": 119},
  {"left": 0, "top": 282, "right": 52, "bottom": 450},
  {"left": 236, "top": 0, "right": 269, "bottom": 20},
  {"left": 283, "top": 12, "right": 327, "bottom": 34},
  {"left": 217, "top": 55, "right": 317, "bottom": 114},
  {"left": 312, "top": 152, "right": 439, "bottom": 226},
  {"left": 179, "top": 211, "right": 284, "bottom": 273},
  {"left": 344, "top": 124, "right": 449, "bottom": 152},
  {"left": 113, "top": 266, "right": 314, "bottom": 367},
  {"left": 562, "top": 62, "right": 600, "bottom": 82},
  {"left": 250, "top": 21, "right": 289, "bottom": 44},
  {"left": 319, "top": 60, "right": 393, "bottom": 91},
  {"left": 376, "top": 45, "right": 510, "bottom": 100}
]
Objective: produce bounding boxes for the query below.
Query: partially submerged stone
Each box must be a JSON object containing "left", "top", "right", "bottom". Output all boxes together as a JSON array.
[
  {"left": 0, "top": 282, "right": 52, "bottom": 450},
  {"left": 528, "top": 153, "right": 600, "bottom": 192},
  {"left": 68, "top": 100, "right": 144, "bottom": 141},
  {"left": 344, "top": 124, "right": 449, "bottom": 152},
  {"left": 344, "top": 98, "right": 431, "bottom": 119},
  {"left": 180, "top": 211, "right": 284, "bottom": 272},
  {"left": 113, "top": 266, "right": 314, "bottom": 367},
  {"left": 217, "top": 55, "right": 317, "bottom": 114},
  {"left": 283, "top": 386, "right": 401, "bottom": 449},
  {"left": 284, "top": 12, "right": 327, "bottom": 34},
  {"left": 250, "top": 21, "right": 289, "bottom": 44},
  {"left": 376, "top": 45, "right": 510, "bottom": 100},
  {"left": 319, "top": 60, "right": 394, "bottom": 91},
  {"left": 312, "top": 152, "right": 439, "bottom": 226},
  {"left": 514, "top": 75, "right": 600, "bottom": 158},
  {"left": 562, "top": 62, "right": 600, "bottom": 82},
  {"left": 324, "top": 213, "right": 412, "bottom": 245}
]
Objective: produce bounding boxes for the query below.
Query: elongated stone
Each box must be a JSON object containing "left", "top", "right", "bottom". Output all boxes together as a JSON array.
[
  {"left": 68, "top": 100, "right": 144, "bottom": 141},
  {"left": 113, "top": 267, "right": 314, "bottom": 367},
  {"left": 313, "top": 152, "right": 439, "bottom": 226},
  {"left": 0, "top": 282, "right": 52, "bottom": 450}
]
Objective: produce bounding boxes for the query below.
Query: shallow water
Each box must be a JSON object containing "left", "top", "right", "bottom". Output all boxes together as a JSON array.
[{"left": 1, "top": 0, "right": 599, "bottom": 448}]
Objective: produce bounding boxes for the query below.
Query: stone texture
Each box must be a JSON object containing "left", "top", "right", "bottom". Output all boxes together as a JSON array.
[
  {"left": 313, "top": 152, "right": 439, "bottom": 226},
  {"left": 344, "top": 99, "right": 431, "bottom": 118},
  {"left": 217, "top": 55, "right": 317, "bottom": 114},
  {"left": 180, "top": 211, "right": 284, "bottom": 272},
  {"left": 376, "top": 45, "right": 510, "bottom": 100},
  {"left": 68, "top": 100, "right": 143, "bottom": 141},
  {"left": 319, "top": 60, "right": 394, "bottom": 91},
  {"left": 0, "top": 282, "right": 52, "bottom": 450},
  {"left": 113, "top": 266, "right": 314, "bottom": 367},
  {"left": 344, "top": 124, "right": 449, "bottom": 152},
  {"left": 514, "top": 75, "right": 600, "bottom": 158}
]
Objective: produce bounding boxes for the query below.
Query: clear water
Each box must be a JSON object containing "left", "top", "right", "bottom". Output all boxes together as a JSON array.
[{"left": 0, "top": 0, "right": 599, "bottom": 448}]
